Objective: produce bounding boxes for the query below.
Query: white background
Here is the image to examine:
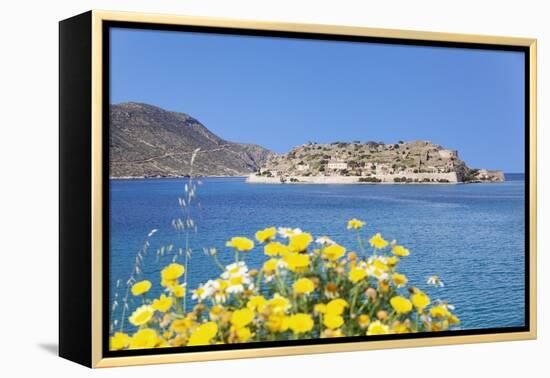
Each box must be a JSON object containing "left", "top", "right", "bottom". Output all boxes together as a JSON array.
[{"left": 0, "top": 0, "right": 547, "bottom": 376}]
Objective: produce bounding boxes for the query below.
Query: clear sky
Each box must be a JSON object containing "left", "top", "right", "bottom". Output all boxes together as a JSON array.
[{"left": 110, "top": 28, "right": 525, "bottom": 172}]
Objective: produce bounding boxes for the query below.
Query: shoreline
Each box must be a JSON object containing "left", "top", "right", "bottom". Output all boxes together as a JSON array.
[{"left": 110, "top": 175, "right": 247, "bottom": 180}]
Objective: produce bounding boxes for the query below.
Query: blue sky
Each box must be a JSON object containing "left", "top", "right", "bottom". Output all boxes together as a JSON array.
[{"left": 110, "top": 28, "right": 525, "bottom": 172}]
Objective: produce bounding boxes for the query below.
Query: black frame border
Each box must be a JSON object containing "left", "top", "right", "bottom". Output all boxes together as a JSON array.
[{"left": 101, "top": 20, "right": 531, "bottom": 359}]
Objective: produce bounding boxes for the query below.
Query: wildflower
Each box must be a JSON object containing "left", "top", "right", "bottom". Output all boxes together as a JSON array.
[
  {"left": 322, "top": 244, "right": 346, "bottom": 261},
  {"left": 366, "top": 321, "right": 390, "bottom": 335},
  {"left": 392, "top": 273, "right": 408, "bottom": 288},
  {"left": 288, "top": 232, "right": 313, "bottom": 252},
  {"left": 392, "top": 321, "right": 411, "bottom": 334},
  {"left": 324, "top": 282, "right": 339, "bottom": 298},
  {"left": 323, "top": 314, "right": 344, "bottom": 329},
  {"left": 411, "top": 291, "right": 431, "bottom": 312},
  {"left": 152, "top": 294, "right": 173, "bottom": 313},
  {"left": 392, "top": 245, "right": 410, "bottom": 257},
  {"left": 427, "top": 275, "right": 444, "bottom": 287},
  {"left": 187, "top": 322, "right": 218, "bottom": 346},
  {"left": 293, "top": 278, "right": 315, "bottom": 295},
  {"left": 209, "top": 305, "right": 224, "bottom": 321},
  {"left": 263, "top": 258, "right": 279, "bottom": 274},
  {"left": 192, "top": 284, "right": 212, "bottom": 302},
  {"left": 369, "top": 233, "right": 388, "bottom": 249},
  {"left": 288, "top": 313, "right": 314, "bottom": 334},
  {"left": 347, "top": 251, "right": 358, "bottom": 261},
  {"left": 171, "top": 317, "right": 194, "bottom": 333},
  {"left": 386, "top": 256, "right": 400, "bottom": 266},
  {"left": 222, "top": 262, "right": 248, "bottom": 279},
  {"left": 349, "top": 267, "right": 368, "bottom": 283},
  {"left": 231, "top": 308, "right": 255, "bottom": 329},
  {"left": 316, "top": 236, "right": 335, "bottom": 245},
  {"left": 266, "top": 314, "right": 289, "bottom": 332},
  {"left": 277, "top": 227, "right": 303, "bottom": 238},
  {"left": 235, "top": 327, "right": 253, "bottom": 342},
  {"left": 264, "top": 242, "right": 290, "bottom": 257},
  {"left": 347, "top": 218, "right": 365, "bottom": 230},
  {"left": 129, "top": 328, "right": 159, "bottom": 349},
  {"left": 129, "top": 305, "right": 154, "bottom": 326},
  {"left": 110, "top": 332, "right": 131, "bottom": 350},
  {"left": 284, "top": 252, "right": 310, "bottom": 273},
  {"left": 390, "top": 296, "right": 413, "bottom": 314},
  {"left": 226, "top": 237, "right": 254, "bottom": 252},
  {"left": 326, "top": 299, "right": 349, "bottom": 316},
  {"left": 247, "top": 295, "right": 267, "bottom": 312},
  {"left": 227, "top": 274, "right": 251, "bottom": 295},
  {"left": 172, "top": 284, "right": 186, "bottom": 298},
  {"left": 430, "top": 305, "right": 451, "bottom": 318},
  {"left": 267, "top": 294, "right": 291, "bottom": 314},
  {"left": 358, "top": 314, "right": 370, "bottom": 329},
  {"left": 131, "top": 280, "right": 152, "bottom": 296},
  {"left": 377, "top": 310, "right": 389, "bottom": 320},
  {"left": 255, "top": 227, "right": 277, "bottom": 243},
  {"left": 161, "top": 263, "right": 185, "bottom": 281},
  {"left": 314, "top": 303, "right": 327, "bottom": 314}
]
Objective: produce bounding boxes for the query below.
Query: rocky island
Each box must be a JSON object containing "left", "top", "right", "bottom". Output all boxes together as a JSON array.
[{"left": 247, "top": 141, "right": 504, "bottom": 184}]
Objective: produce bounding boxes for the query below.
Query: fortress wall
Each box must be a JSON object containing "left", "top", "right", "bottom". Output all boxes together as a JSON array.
[{"left": 246, "top": 172, "right": 460, "bottom": 184}]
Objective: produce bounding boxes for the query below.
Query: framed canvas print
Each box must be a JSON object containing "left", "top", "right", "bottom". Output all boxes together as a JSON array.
[{"left": 59, "top": 10, "right": 537, "bottom": 368}]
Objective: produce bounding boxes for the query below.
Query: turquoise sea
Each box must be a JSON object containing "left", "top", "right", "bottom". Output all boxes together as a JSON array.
[{"left": 109, "top": 174, "right": 525, "bottom": 331}]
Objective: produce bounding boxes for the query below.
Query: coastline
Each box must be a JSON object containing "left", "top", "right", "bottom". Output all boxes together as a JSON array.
[{"left": 109, "top": 175, "right": 247, "bottom": 180}]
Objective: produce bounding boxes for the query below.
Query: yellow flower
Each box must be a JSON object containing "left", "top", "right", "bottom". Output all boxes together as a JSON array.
[
  {"left": 392, "top": 245, "right": 410, "bottom": 257},
  {"left": 152, "top": 294, "right": 173, "bottom": 312},
  {"left": 187, "top": 322, "right": 218, "bottom": 346},
  {"left": 358, "top": 314, "right": 370, "bottom": 328},
  {"left": 131, "top": 280, "right": 152, "bottom": 296},
  {"left": 373, "top": 259, "right": 389, "bottom": 272},
  {"left": 366, "top": 320, "right": 390, "bottom": 335},
  {"left": 129, "top": 328, "right": 159, "bottom": 349},
  {"left": 267, "top": 294, "right": 291, "bottom": 314},
  {"left": 247, "top": 295, "right": 267, "bottom": 312},
  {"left": 411, "top": 291, "right": 431, "bottom": 312},
  {"left": 284, "top": 252, "right": 310, "bottom": 273},
  {"left": 129, "top": 305, "right": 154, "bottom": 326},
  {"left": 288, "top": 232, "right": 313, "bottom": 252},
  {"left": 430, "top": 305, "right": 451, "bottom": 318},
  {"left": 387, "top": 256, "right": 400, "bottom": 266},
  {"left": 392, "top": 273, "right": 408, "bottom": 288},
  {"left": 264, "top": 242, "right": 290, "bottom": 257},
  {"left": 369, "top": 233, "right": 388, "bottom": 249},
  {"left": 326, "top": 299, "right": 349, "bottom": 316},
  {"left": 314, "top": 303, "right": 327, "bottom": 314},
  {"left": 288, "top": 313, "right": 314, "bottom": 334},
  {"left": 255, "top": 227, "right": 277, "bottom": 243},
  {"left": 231, "top": 308, "right": 255, "bottom": 329},
  {"left": 323, "top": 314, "right": 344, "bottom": 329},
  {"left": 293, "top": 278, "right": 315, "bottom": 295},
  {"left": 349, "top": 267, "right": 368, "bottom": 283},
  {"left": 172, "top": 284, "right": 186, "bottom": 298},
  {"left": 110, "top": 332, "right": 131, "bottom": 350},
  {"left": 235, "top": 327, "right": 253, "bottom": 342},
  {"left": 171, "top": 317, "right": 194, "bottom": 333},
  {"left": 161, "top": 263, "right": 185, "bottom": 281},
  {"left": 390, "top": 296, "right": 413, "bottom": 314},
  {"left": 266, "top": 314, "right": 289, "bottom": 333},
  {"left": 209, "top": 305, "right": 224, "bottom": 321},
  {"left": 322, "top": 244, "right": 346, "bottom": 261},
  {"left": 226, "top": 237, "right": 255, "bottom": 252},
  {"left": 262, "top": 258, "right": 279, "bottom": 274},
  {"left": 347, "top": 218, "right": 365, "bottom": 230},
  {"left": 449, "top": 315, "right": 461, "bottom": 325}
]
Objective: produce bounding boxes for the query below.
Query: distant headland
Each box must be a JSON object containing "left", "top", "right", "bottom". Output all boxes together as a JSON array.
[{"left": 246, "top": 140, "right": 504, "bottom": 185}]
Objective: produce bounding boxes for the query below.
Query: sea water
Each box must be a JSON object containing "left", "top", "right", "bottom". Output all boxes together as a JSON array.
[{"left": 109, "top": 174, "right": 525, "bottom": 331}]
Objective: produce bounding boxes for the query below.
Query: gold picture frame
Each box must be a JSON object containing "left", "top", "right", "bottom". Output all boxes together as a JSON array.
[{"left": 59, "top": 9, "right": 537, "bottom": 368}]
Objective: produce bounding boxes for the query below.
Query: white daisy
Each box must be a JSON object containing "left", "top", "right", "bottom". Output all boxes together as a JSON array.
[
  {"left": 427, "top": 275, "right": 444, "bottom": 287},
  {"left": 316, "top": 236, "right": 335, "bottom": 245},
  {"left": 277, "top": 227, "right": 303, "bottom": 238}
]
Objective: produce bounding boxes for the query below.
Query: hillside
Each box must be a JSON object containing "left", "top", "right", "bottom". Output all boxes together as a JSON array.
[
  {"left": 109, "top": 103, "right": 274, "bottom": 178},
  {"left": 249, "top": 140, "right": 504, "bottom": 184}
]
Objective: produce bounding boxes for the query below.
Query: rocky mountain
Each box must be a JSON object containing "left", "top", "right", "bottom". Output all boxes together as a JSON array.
[
  {"left": 249, "top": 140, "right": 504, "bottom": 184},
  {"left": 109, "top": 103, "right": 274, "bottom": 178}
]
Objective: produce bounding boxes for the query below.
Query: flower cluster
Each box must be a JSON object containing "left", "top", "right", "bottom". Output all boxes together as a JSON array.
[{"left": 110, "top": 220, "right": 459, "bottom": 350}]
